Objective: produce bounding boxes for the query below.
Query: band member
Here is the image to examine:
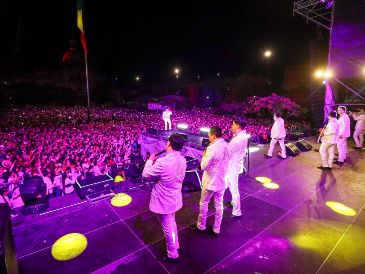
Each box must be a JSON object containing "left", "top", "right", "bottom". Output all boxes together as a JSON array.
[
  {"left": 162, "top": 107, "right": 172, "bottom": 130},
  {"left": 194, "top": 126, "right": 229, "bottom": 236},
  {"left": 265, "top": 112, "right": 286, "bottom": 159},
  {"left": 318, "top": 111, "right": 339, "bottom": 170},
  {"left": 336, "top": 106, "right": 350, "bottom": 165},
  {"left": 142, "top": 134, "right": 186, "bottom": 262},
  {"left": 350, "top": 108, "right": 365, "bottom": 149},
  {"left": 226, "top": 119, "right": 247, "bottom": 217}
]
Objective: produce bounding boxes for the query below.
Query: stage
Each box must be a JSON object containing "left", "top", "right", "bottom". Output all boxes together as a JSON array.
[{"left": 12, "top": 139, "right": 365, "bottom": 274}]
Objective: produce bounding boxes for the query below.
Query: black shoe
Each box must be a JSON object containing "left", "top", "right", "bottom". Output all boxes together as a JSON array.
[
  {"left": 354, "top": 147, "right": 362, "bottom": 150},
  {"left": 264, "top": 154, "right": 272, "bottom": 158},
  {"left": 334, "top": 161, "right": 344, "bottom": 166},
  {"left": 161, "top": 256, "right": 179, "bottom": 263},
  {"left": 190, "top": 224, "right": 205, "bottom": 233},
  {"left": 317, "top": 166, "right": 326, "bottom": 170},
  {"left": 229, "top": 214, "right": 242, "bottom": 218},
  {"left": 209, "top": 227, "right": 219, "bottom": 237}
]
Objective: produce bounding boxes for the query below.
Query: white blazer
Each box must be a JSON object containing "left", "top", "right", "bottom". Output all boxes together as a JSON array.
[
  {"left": 352, "top": 113, "right": 365, "bottom": 131},
  {"left": 338, "top": 113, "right": 350, "bottom": 137},
  {"left": 270, "top": 118, "right": 286, "bottom": 139},
  {"left": 227, "top": 131, "right": 248, "bottom": 174},
  {"left": 322, "top": 118, "right": 339, "bottom": 144},
  {"left": 200, "top": 138, "right": 229, "bottom": 191}
]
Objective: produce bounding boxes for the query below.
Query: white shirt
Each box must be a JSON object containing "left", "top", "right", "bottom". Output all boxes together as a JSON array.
[
  {"left": 338, "top": 113, "right": 351, "bottom": 137},
  {"left": 142, "top": 151, "right": 187, "bottom": 214},
  {"left": 162, "top": 110, "right": 172, "bottom": 120},
  {"left": 227, "top": 130, "right": 248, "bottom": 174},
  {"left": 322, "top": 118, "right": 339, "bottom": 144},
  {"left": 270, "top": 117, "right": 286, "bottom": 139},
  {"left": 43, "top": 176, "right": 54, "bottom": 194},
  {"left": 201, "top": 138, "right": 229, "bottom": 191},
  {"left": 352, "top": 113, "right": 365, "bottom": 131}
]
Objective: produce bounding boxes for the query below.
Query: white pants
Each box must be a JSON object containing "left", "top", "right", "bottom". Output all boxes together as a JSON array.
[
  {"left": 158, "top": 212, "right": 179, "bottom": 258},
  {"left": 353, "top": 129, "right": 364, "bottom": 148},
  {"left": 319, "top": 142, "right": 336, "bottom": 168},
  {"left": 226, "top": 173, "right": 242, "bottom": 216},
  {"left": 337, "top": 137, "right": 348, "bottom": 162},
  {"left": 197, "top": 188, "right": 225, "bottom": 233},
  {"left": 267, "top": 138, "right": 286, "bottom": 158},
  {"left": 163, "top": 118, "right": 171, "bottom": 130}
]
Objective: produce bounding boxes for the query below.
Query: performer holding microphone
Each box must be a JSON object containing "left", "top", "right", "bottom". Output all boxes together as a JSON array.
[
  {"left": 335, "top": 106, "right": 350, "bottom": 165},
  {"left": 265, "top": 112, "right": 286, "bottom": 159},
  {"left": 349, "top": 108, "right": 365, "bottom": 149},
  {"left": 318, "top": 111, "right": 339, "bottom": 170},
  {"left": 142, "top": 134, "right": 186, "bottom": 262},
  {"left": 162, "top": 107, "right": 172, "bottom": 130},
  {"left": 225, "top": 119, "right": 247, "bottom": 217}
]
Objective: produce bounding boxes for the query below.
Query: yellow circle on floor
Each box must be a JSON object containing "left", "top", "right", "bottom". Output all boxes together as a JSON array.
[
  {"left": 111, "top": 193, "right": 132, "bottom": 207},
  {"left": 255, "top": 176, "right": 272, "bottom": 184},
  {"left": 326, "top": 201, "right": 357, "bottom": 216},
  {"left": 51, "top": 233, "right": 88, "bottom": 261}
]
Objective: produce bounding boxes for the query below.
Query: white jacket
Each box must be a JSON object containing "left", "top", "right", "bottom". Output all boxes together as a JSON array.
[
  {"left": 270, "top": 117, "right": 286, "bottom": 139},
  {"left": 162, "top": 110, "right": 172, "bottom": 120},
  {"left": 227, "top": 131, "right": 248, "bottom": 174},
  {"left": 142, "top": 151, "right": 186, "bottom": 214},
  {"left": 338, "top": 113, "right": 350, "bottom": 137},
  {"left": 322, "top": 118, "right": 339, "bottom": 144},
  {"left": 352, "top": 113, "right": 365, "bottom": 131},
  {"left": 201, "top": 138, "right": 229, "bottom": 191}
]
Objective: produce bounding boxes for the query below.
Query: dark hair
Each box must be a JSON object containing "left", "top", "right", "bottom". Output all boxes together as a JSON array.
[
  {"left": 328, "top": 111, "right": 337, "bottom": 118},
  {"left": 209, "top": 126, "right": 222, "bottom": 138},
  {"left": 274, "top": 112, "right": 281, "bottom": 118},
  {"left": 168, "top": 134, "right": 185, "bottom": 151},
  {"left": 233, "top": 119, "right": 246, "bottom": 129}
]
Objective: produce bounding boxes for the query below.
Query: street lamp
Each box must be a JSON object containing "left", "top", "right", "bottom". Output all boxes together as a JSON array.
[
  {"left": 264, "top": 50, "right": 272, "bottom": 58},
  {"left": 174, "top": 67, "right": 180, "bottom": 79},
  {"left": 135, "top": 75, "right": 141, "bottom": 82},
  {"left": 263, "top": 50, "right": 272, "bottom": 86}
]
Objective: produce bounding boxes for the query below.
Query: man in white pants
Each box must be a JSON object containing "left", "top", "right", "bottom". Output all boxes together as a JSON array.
[
  {"left": 142, "top": 134, "right": 186, "bottom": 262},
  {"left": 318, "top": 111, "right": 339, "bottom": 170},
  {"left": 162, "top": 107, "right": 172, "bottom": 130},
  {"left": 350, "top": 108, "right": 365, "bottom": 149},
  {"left": 335, "top": 106, "right": 350, "bottom": 165},
  {"left": 226, "top": 119, "right": 247, "bottom": 217},
  {"left": 193, "top": 126, "right": 229, "bottom": 236},
  {"left": 265, "top": 112, "right": 286, "bottom": 159}
]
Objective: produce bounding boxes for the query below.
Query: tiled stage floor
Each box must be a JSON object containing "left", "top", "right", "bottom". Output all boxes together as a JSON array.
[{"left": 13, "top": 139, "right": 365, "bottom": 274}]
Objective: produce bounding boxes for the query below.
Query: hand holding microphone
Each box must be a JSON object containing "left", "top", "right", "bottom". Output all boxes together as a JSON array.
[{"left": 149, "top": 149, "right": 166, "bottom": 161}]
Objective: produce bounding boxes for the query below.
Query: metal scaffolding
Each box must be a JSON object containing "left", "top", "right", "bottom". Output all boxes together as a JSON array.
[{"left": 293, "top": 0, "right": 333, "bottom": 30}]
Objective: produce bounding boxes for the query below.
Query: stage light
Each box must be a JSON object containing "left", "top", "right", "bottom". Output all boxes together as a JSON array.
[
  {"left": 174, "top": 68, "right": 180, "bottom": 74},
  {"left": 200, "top": 127, "right": 210, "bottom": 133},
  {"left": 217, "top": 73, "right": 220, "bottom": 77},
  {"left": 177, "top": 123, "right": 188, "bottom": 130},
  {"left": 323, "top": 70, "right": 333, "bottom": 79},
  {"left": 315, "top": 69, "right": 324, "bottom": 78},
  {"left": 325, "top": 201, "right": 357, "bottom": 216},
  {"left": 263, "top": 182, "right": 280, "bottom": 189},
  {"left": 264, "top": 50, "right": 272, "bottom": 58},
  {"left": 255, "top": 176, "right": 272, "bottom": 184},
  {"left": 362, "top": 66, "right": 365, "bottom": 76},
  {"left": 111, "top": 193, "right": 132, "bottom": 207},
  {"left": 135, "top": 76, "right": 140, "bottom": 82},
  {"left": 322, "top": 80, "right": 327, "bottom": 85},
  {"left": 206, "top": 96, "right": 210, "bottom": 99},
  {"left": 51, "top": 233, "right": 88, "bottom": 261}
]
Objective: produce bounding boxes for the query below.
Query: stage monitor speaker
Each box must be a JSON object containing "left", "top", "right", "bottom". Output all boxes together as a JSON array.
[
  {"left": 285, "top": 143, "right": 301, "bottom": 157},
  {"left": 75, "top": 174, "right": 114, "bottom": 198},
  {"left": 182, "top": 170, "right": 202, "bottom": 192},
  {"left": 147, "top": 128, "right": 158, "bottom": 135},
  {"left": 0, "top": 204, "right": 19, "bottom": 274},
  {"left": 202, "top": 138, "right": 210, "bottom": 147},
  {"left": 176, "top": 133, "right": 189, "bottom": 142},
  {"left": 20, "top": 176, "right": 49, "bottom": 214},
  {"left": 295, "top": 139, "right": 313, "bottom": 152},
  {"left": 184, "top": 156, "right": 199, "bottom": 171}
]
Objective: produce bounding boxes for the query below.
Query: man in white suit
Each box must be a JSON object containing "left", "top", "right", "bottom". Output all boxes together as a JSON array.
[
  {"left": 335, "top": 106, "right": 350, "bottom": 165},
  {"left": 318, "top": 111, "right": 339, "bottom": 170},
  {"left": 226, "top": 119, "right": 247, "bottom": 217},
  {"left": 194, "top": 126, "right": 229, "bottom": 236},
  {"left": 265, "top": 112, "right": 286, "bottom": 159},
  {"left": 350, "top": 108, "right": 365, "bottom": 149},
  {"left": 162, "top": 107, "right": 172, "bottom": 130}
]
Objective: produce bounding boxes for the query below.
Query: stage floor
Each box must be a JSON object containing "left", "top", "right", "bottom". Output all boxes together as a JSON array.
[{"left": 13, "top": 139, "right": 365, "bottom": 274}]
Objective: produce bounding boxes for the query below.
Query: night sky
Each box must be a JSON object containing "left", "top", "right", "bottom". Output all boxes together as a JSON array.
[{"left": 0, "top": 0, "right": 317, "bottom": 85}]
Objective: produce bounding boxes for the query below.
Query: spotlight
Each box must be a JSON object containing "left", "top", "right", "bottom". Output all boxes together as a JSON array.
[
  {"left": 177, "top": 123, "right": 188, "bottom": 130},
  {"left": 315, "top": 70, "right": 324, "bottom": 78},
  {"left": 362, "top": 66, "right": 365, "bottom": 76},
  {"left": 264, "top": 50, "right": 272, "bottom": 58},
  {"left": 200, "top": 127, "right": 210, "bottom": 133},
  {"left": 322, "top": 80, "right": 327, "bottom": 85},
  {"left": 323, "top": 70, "right": 333, "bottom": 79}
]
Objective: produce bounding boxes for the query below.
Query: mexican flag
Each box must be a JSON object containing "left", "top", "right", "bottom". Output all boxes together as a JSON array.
[{"left": 77, "top": 0, "right": 87, "bottom": 55}]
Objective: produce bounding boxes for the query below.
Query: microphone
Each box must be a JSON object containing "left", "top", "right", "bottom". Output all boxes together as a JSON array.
[{"left": 155, "top": 150, "right": 166, "bottom": 156}]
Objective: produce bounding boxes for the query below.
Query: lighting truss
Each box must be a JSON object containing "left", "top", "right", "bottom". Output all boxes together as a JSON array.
[{"left": 293, "top": 0, "right": 333, "bottom": 30}]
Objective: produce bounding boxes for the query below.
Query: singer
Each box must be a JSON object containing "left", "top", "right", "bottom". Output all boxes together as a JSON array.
[
  {"left": 336, "top": 106, "right": 350, "bottom": 165},
  {"left": 142, "top": 133, "right": 186, "bottom": 262}
]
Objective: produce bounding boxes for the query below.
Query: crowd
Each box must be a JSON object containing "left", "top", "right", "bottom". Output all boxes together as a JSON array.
[{"left": 0, "top": 106, "right": 310, "bottom": 212}]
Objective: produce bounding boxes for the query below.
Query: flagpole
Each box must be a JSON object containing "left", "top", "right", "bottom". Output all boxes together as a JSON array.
[{"left": 84, "top": 52, "right": 91, "bottom": 123}]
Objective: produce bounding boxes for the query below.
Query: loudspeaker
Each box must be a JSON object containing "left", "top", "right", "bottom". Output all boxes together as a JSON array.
[
  {"left": 176, "top": 133, "right": 189, "bottom": 142},
  {"left": 0, "top": 204, "right": 19, "bottom": 274},
  {"left": 147, "top": 128, "right": 158, "bottom": 135},
  {"left": 182, "top": 170, "right": 202, "bottom": 192},
  {"left": 285, "top": 143, "right": 301, "bottom": 157},
  {"left": 202, "top": 138, "right": 210, "bottom": 147},
  {"left": 75, "top": 174, "right": 114, "bottom": 198},
  {"left": 20, "top": 176, "right": 49, "bottom": 214},
  {"left": 184, "top": 156, "right": 199, "bottom": 170},
  {"left": 295, "top": 139, "right": 313, "bottom": 152}
]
